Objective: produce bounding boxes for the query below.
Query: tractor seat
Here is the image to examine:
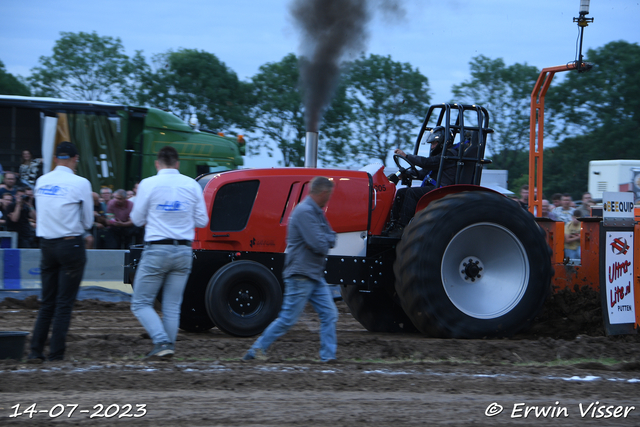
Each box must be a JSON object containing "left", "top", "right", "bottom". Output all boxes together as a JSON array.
[{"left": 457, "top": 131, "right": 485, "bottom": 185}]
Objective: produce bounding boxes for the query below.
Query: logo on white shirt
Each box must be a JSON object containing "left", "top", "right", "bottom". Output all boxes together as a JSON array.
[
  {"left": 156, "top": 201, "right": 189, "bottom": 212},
  {"left": 37, "top": 185, "right": 69, "bottom": 197}
]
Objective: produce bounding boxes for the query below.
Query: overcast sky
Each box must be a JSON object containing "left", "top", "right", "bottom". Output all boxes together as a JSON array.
[{"left": 1, "top": 0, "right": 638, "bottom": 167}]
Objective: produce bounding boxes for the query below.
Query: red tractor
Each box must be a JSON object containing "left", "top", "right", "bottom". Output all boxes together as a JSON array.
[{"left": 125, "top": 103, "right": 553, "bottom": 338}]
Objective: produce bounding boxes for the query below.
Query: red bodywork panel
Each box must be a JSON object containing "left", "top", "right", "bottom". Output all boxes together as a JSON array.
[{"left": 193, "top": 166, "right": 396, "bottom": 252}]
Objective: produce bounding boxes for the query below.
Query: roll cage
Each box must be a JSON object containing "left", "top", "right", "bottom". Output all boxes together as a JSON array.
[{"left": 413, "top": 103, "right": 494, "bottom": 187}]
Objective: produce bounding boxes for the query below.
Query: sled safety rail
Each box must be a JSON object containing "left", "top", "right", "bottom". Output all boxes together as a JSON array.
[{"left": 413, "top": 103, "right": 494, "bottom": 188}]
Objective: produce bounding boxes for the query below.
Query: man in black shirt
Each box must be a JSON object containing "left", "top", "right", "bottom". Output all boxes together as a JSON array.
[
  {"left": 5, "top": 187, "right": 36, "bottom": 248},
  {"left": 0, "top": 171, "right": 18, "bottom": 198}
]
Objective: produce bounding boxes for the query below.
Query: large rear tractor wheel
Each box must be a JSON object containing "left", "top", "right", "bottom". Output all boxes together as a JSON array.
[
  {"left": 205, "top": 260, "right": 283, "bottom": 337},
  {"left": 394, "top": 191, "right": 552, "bottom": 338},
  {"left": 340, "top": 285, "right": 418, "bottom": 333}
]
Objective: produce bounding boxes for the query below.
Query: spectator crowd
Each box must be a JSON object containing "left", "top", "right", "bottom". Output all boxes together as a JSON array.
[
  {"left": 0, "top": 154, "right": 142, "bottom": 249},
  {"left": 515, "top": 184, "right": 596, "bottom": 260}
]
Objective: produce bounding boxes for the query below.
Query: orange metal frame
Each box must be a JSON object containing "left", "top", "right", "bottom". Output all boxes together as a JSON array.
[
  {"left": 529, "top": 63, "right": 640, "bottom": 327},
  {"left": 528, "top": 62, "right": 577, "bottom": 216}
]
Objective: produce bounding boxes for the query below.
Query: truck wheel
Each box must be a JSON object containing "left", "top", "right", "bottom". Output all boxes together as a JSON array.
[
  {"left": 205, "top": 260, "right": 283, "bottom": 337},
  {"left": 394, "top": 191, "right": 552, "bottom": 338},
  {"left": 340, "top": 285, "right": 418, "bottom": 333}
]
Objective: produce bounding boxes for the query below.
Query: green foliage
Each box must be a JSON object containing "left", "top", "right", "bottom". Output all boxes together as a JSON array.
[
  {"left": 19, "top": 31, "right": 640, "bottom": 180},
  {"left": 509, "top": 174, "right": 529, "bottom": 197},
  {"left": 0, "top": 60, "right": 30, "bottom": 96},
  {"left": 344, "top": 54, "right": 430, "bottom": 165},
  {"left": 317, "top": 83, "right": 354, "bottom": 166},
  {"left": 543, "top": 41, "right": 640, "bottom": 198},
  {"left": 546, "top": 41, "right": 640, "bottom": 132},
  {"left": 249, "top": 53, "right": 353, "bottom": 167},
  {"left": 250, "top": 54, "right": 305, "bottom": 166},
  {"left": 452, "top": 55, "right": 540, "bottom": 175},
  {"left": 126, "top": 51, "right": 153, "bottom": 105},
  {"left": 27, "top": 31, "right": 138, "bottom": 102},
  {"left": 140, "top": 49, "right": 253, "bottom": 132},
  {"left": 544, "top": 122, "right": 640, "bottom": 200},
  {"left": 494, "top": 149, "right": 530, "bottom": 193}
]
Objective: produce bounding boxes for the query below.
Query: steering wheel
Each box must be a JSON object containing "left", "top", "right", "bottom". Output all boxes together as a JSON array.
[{"left": 393, "top": 154, "right": 420, "bottom": 181}]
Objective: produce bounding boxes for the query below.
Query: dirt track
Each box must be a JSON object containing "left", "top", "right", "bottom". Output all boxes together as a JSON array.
[{"left": 1, "top": 290, "right": 640, "bottom": 426}]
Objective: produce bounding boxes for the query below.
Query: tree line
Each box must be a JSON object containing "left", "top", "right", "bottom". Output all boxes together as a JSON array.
[{"left": 1, "top": 31, "right": 639, "bottom": 199}]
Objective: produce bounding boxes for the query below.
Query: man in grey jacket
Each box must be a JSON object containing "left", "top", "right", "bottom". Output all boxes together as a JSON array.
[{"left": 243, "top": 176, "right": 338, "bottom": 362}]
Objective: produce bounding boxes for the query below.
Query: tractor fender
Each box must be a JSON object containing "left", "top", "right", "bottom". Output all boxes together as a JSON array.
[{"left": 416, "top": 184, "right": 504, "bottom": 213}]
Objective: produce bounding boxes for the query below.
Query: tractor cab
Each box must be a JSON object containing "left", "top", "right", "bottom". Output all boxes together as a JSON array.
[{"left": 391, "top": 103, "right": 493, "bottom": 189}]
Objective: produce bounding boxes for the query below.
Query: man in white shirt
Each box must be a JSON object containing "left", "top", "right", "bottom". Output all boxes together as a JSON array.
[
  {"left": 28, "top": 141, "right": 93, "bottom": 363},
  {"left": 130, "top": 146, "right": 209, "bottom": 360}
]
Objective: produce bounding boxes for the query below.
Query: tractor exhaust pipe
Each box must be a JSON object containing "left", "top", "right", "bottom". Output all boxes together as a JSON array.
[{"left": 304, "top": 131, "right": 318, "bottom": 168}]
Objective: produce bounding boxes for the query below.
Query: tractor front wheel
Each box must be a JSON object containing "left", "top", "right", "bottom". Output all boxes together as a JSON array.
[{"left": 205, "top": 260, "right": 283, "bottom": 337}]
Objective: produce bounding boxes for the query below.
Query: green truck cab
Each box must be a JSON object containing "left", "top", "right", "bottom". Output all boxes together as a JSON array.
[
  {"left": 117, "top": 106, "right": 244, "bottom": 191},
  {"left": 0, "top": 96, "right": 245, "bottom": 191}
]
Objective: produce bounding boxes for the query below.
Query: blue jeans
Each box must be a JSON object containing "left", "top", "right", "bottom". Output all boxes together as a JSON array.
[
  {"left": 131, "top": 244, "right": 193, "bottom": 345},
  {"left": 250, "top": 275, "right": 338, "bottom": 361},
  {"left": 565, "top": 248, "right": 581, "bottom": 259}
]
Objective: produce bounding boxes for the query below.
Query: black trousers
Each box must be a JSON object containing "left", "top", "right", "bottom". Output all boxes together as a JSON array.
[
  {"left": 30, "top": 236, "right": 86, "bottom": 361},
  {"left": 397, "top": 185, "right": 434, "bottom": 227},
  {"left": 391, "top": 188, "right": 408, "bottom": 223},
  {"left": 105, "top": 226, "right": 143, "bottom": 249}
]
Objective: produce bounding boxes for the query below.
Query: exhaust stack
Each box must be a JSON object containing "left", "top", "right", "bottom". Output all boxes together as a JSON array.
[{"left": 304, "top": 131, "right": 318, "bottom": 168}]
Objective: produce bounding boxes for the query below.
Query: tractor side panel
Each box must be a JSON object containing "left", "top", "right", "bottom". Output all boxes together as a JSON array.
[
  {"left": 325, "top": 174, "right": 371, "bottom": 234},
  {"left": 195, "top": 168, "right": 371, "bottom": 253}
]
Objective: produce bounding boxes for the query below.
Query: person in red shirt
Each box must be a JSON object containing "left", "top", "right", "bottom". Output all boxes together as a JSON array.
[{"left": 105, "top": 189, "right": 142, "bottom": 248}]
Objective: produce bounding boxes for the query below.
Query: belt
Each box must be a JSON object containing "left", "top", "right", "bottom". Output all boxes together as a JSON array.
[
  {"left": 146, "top": 239, "right": 192, "bottom": 246},
  {"left": 43, "top": 235, "right": 81, "bottom": 241}
]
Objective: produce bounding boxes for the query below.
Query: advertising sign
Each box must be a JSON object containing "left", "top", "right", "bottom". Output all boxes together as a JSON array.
[
  {"left": 604, "top": 231, "right": 635, "bottom": 324},
  {"left": 602, "top": 192, "right": 635, "bottom": 220}
]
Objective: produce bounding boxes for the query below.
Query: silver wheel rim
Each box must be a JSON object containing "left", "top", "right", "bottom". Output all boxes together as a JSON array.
[{"left": 441, "top": 222, "right": 529, "bottom": 319}]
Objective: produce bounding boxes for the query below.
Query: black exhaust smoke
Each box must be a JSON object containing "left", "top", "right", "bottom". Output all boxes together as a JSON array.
[
  {"left": 291, "top": 0, "right": 371, "bottom": 133},
  {"left": 291, "top": 0, "right": 405, "bottom": 166}
]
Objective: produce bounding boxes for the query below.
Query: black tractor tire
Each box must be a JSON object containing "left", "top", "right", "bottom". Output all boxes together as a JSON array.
[
  {"left": 205, "top": 260, "right": 283, "bottom": 337},
  {"left": 394, "top": 191, "right": 552, "bottom": 338},
  {"left": 340, "top": 285, "right": 418, "bottom": 333}
]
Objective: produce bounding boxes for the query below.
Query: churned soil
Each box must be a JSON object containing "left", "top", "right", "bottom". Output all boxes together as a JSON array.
[{"left": 1, "top": 288, "right": 640, "bottom": 426}]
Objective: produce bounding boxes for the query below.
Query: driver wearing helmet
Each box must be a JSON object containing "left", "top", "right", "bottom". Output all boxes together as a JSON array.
[{"left": 387, "top": 126, "right": 457, "bottom": 236}]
